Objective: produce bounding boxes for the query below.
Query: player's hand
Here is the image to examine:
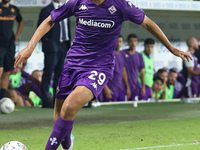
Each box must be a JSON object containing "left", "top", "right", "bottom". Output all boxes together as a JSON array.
[
  {"left": 14, "top": 47, "right": 32, "bottom": 68},
  {"left": 172, "top": 48, "right": 192, "bottom": 62},
  {"left": 141, "top": 86, "right": 145, "bottom": 97},
  {"left": 126, "top": 87, "right": 131, "bottom": 99},
  {"left": 104, "top": 88, "right": 114, "bottom": 99}
]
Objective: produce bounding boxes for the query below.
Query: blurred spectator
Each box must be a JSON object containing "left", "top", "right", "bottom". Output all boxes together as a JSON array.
[
  {"left": 121, "top": 34, "right": 145, "bottom": 100},
  {"left": 139, "top": 38, "right": 155, "bottom": 100},
  {"left": 0, "top": 0, "right": 23, "bottom": 99},
  {"left": 181, "top": 37, "right": 200, "bottom": 98},
  {"left": 156, "top": 68, "right": 168, "bottom": 99},
  {"left": 37, "top": 0, "right": 71, "bottom": 107},
  {"left": 6, "top": 64, "right": 33, "bottom": 106},
  {"left": 194, "top": 45, "right": 200, "bottom": 67},
  {"left": 9, "top": 63, "right": 53, "bottom": 106},
  {"left": 151, "top": 76, "right": 164, "bottom": 100},
  {"left": 29, "top": 70, "right": 53, "bottom": 106},
  {"left": 165, "top": 68, "right": 183, "bottom": 99},
  {"left": 103, "top": 35, "right": 131, "bottom": 101}
]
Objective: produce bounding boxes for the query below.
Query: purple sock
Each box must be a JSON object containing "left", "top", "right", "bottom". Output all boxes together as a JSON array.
[
  {"left": 45, "top": 117, "right": 74, "bottom": 150},
  {"left": 61, "top": 128, "right": 73, "bottom": 149}
]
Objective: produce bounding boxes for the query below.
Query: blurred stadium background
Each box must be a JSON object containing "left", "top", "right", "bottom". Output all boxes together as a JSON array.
[{"left": 1, "top": 0, "right": 200, "bottom": 149}]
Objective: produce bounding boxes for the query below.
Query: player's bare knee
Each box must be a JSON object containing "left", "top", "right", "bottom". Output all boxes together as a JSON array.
[{"left": 60, "top": 103, "right": 77, "bottom": 120}]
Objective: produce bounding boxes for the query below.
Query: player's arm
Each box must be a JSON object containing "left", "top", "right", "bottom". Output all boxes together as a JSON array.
[
  {"left": 15, "top": 20, "right": 24, "bottom": 44},
  {"left": 139, "top": 69, "right": 145, "bottom": 97},
  {"left": 122, "top": 67, "right": 131, "bottom": 99},
  {"left": 187, "top": 67, "right": 200, "bottom": 76},
  {"left": 141, "top": 16, "right": 192, "bottom": 62},
  {"left": 14, "top": 15, "right": 55, "bottom": 67}
]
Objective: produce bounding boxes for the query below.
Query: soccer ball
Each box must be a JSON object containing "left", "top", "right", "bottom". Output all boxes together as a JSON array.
[
  {"left": 0, "top": 97, "right": 15, "bottom": 114},
  {"left": 0, "top": 141, "right": 28, "bottom": 150}
]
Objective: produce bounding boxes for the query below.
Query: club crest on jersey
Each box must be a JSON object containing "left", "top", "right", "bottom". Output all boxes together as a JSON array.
[
  {"left": 11, "top": 8, "right": 15, "bottom": 13},
  {"left": 108, "top": 5, "right": 117, "bottom": 14}
]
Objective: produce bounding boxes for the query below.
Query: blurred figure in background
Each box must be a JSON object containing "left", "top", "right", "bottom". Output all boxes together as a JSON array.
[
  {"left": 0, "top": 0, "right": 23, "bottom": 99},
  {"left": 103, "top": 35, "right": 131, "bottom": 101},
  {"left": 37, "top": 0, "right": 71, "bottom": 107},
  {"left": 165, "top": 68, "right": 180, "bottom": 99},
  {"left": 151, "top": 76, "right": 164, "bottom": 100},
  {"left": 181, "top": 37, "right": 200, "bottom": 98},
  {"left": 122, "top": 34, "right": 145, "bottom": 100},
  {"left": 6, "top": 63, "right": 33, "bottom": 106},
  {"left": 29, "top": 70, "right": 54, "bottom": 106},
  {"left": 156, "top": 68, "right": 168, "bottom": 99},
  {"left": 139, "top": 38, "right": 155, "bottom": 100}
]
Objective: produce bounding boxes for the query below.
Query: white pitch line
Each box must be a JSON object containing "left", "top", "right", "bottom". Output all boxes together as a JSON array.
[{"left": 118, "top": 142, "right": 200, "bottom": 150}]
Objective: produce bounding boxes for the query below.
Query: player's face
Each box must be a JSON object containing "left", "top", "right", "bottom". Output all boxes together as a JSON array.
[
  {"left": 128, "top": 38, "right": 138, "bottom": 50},
  {"left": 193, "top": 38, "right": 199, "bottom": 50},
  {"left": 168, "top": 72, "right": 177, "bottom": 85},
  {"left": 144, "top": 44, "right": 154, "bottom": 55},
  {"left": 116, "top": 37, "right": 123, "bottom": 51},
  {"left": 158, "top": 72, "right": 168, "bottom": 83},
  {"left": 32, "top": 71, "right": 42, "bottom": 82},
  {"left": 2, "top": 0, "right": 10, "bottom": 3},
  {"left": 153, "top": 80, "right": 163, "bottom": 93}
]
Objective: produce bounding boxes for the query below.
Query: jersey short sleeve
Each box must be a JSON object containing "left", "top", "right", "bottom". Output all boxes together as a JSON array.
[
  {"left": 185, "top": 59, "right": 194, "bottom": 67},
  {"left": 50, "top": 0, "right": 78, "bottom": 22},
  {"left": 119, "top": 0, "right": 145, "bottom": 24},
  {"left": 139, "top": 53, "right": 145, "bottom": 70},
  {"left": 15, "top": 6, "right": 22, "bottom": 23}
]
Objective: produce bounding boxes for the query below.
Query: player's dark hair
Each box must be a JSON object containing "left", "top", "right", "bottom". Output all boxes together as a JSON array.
[
  {"left": 31, "top": 70, "right": 41, "bottom": 75},
  {"left": 144, "top": 38, "right": 155, "bottom": 45},
  {"left": 157, "top": 68, "right": 167, "bottom": 75},
  {"left": 119, "top": 34, "right": 123, "bottom": 39},
  {"left": 154, "top": 76, "right": 164, "bottom": 84},
  {"left": 127, "top": 33, "right": 138, "bottom": 42},
  {"left": 169, "top": 68, "right": 178, "bottom": 74}
]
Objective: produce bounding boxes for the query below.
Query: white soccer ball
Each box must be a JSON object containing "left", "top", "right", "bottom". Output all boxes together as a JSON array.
[
  {"left": 0, "top": 97, "right": 15, "bottom": 114},
  {"left": 0, "top": 141, "right": 28, "bottom": 150}
]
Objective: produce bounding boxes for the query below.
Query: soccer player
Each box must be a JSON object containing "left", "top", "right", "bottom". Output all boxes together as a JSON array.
[
  {"left": 122, "top": 34, "right": 145, "bottom": 100},
  {"left": 139, "top": 38, "right": 155, "bottom": 100},
  {"left": 156, "top": 68, "right": 168, "bottom": 99},
  {"left": 14, "top": 0, "right": 192, "bottom": 149},
  {"left": 0, "top": 0, "right": 23, "bottom": 99},
  {"left": 151, "top": 76, "right": 164, "bottom": 100},
  {"left": 181, "top": 37, "right": 200, "bottom": 98},
  {"left": 103, "top": 35, "right": 131, "bottom": 101},
  {"left": 165, "top": 68, "right": 178, "bottom": 99}
]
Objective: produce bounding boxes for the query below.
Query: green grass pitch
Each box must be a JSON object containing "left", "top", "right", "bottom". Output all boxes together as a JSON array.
[{"left": 0, "top": 102, "right": 200, "bottom": 150}]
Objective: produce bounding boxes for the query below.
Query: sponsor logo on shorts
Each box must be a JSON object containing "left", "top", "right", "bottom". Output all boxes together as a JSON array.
[{"left": 79, "top": 18, "right": 115, "bottom": 28}]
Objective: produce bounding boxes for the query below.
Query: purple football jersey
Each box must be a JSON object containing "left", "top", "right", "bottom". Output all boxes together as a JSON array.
[
  {"left": 107, "top": 51, "right": 125, "bottom": 92},
  {"left": 51, "top": 0, "right": 145, "bottom": 76},
  {"left": 121, "top": 50, "right": 145, "bottom": 93}
]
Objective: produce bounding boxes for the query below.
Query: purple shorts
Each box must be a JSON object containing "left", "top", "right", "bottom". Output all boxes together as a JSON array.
[{"left": 56, "top": 68, "right": 111, "bottom": 100}]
